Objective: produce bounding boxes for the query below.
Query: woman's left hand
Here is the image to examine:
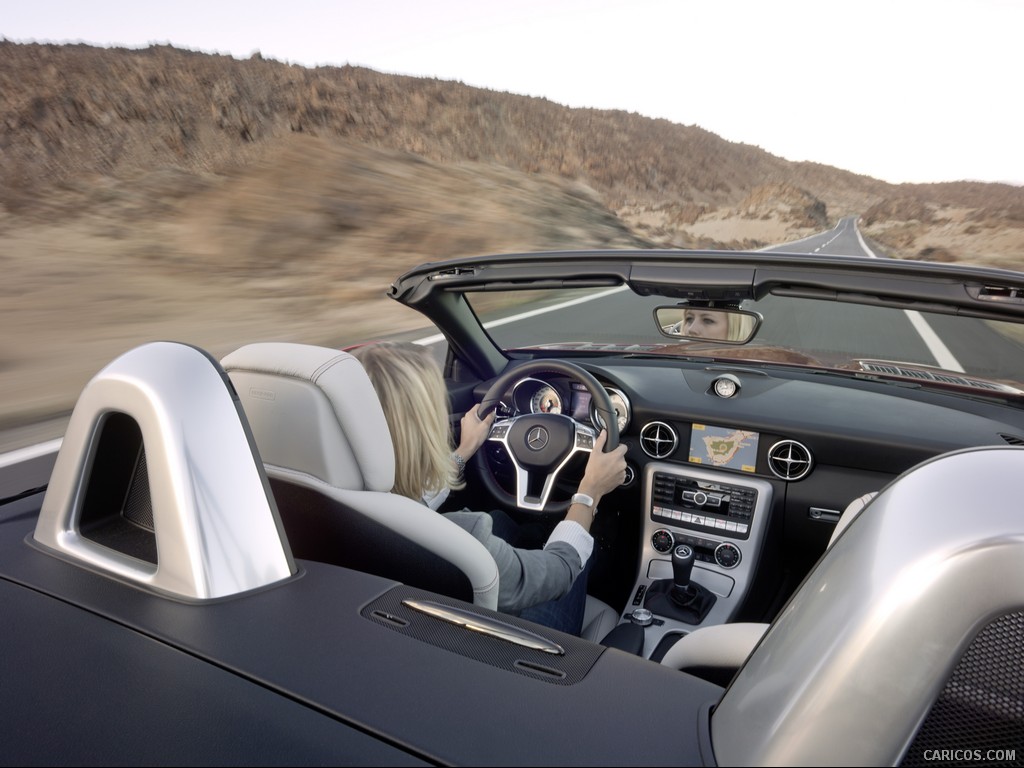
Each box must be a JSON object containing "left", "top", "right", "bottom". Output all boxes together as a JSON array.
[{"left": 456, "top": 403, "right": 496, "bottom": 461}]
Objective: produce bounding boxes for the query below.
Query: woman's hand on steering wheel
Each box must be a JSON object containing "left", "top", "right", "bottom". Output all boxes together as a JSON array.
[
  {"left": 578, "top": 430, "right": 629, "bottom": 501},
  {"left": 456, "top": 404, "right": 496, "bottom": 461}
]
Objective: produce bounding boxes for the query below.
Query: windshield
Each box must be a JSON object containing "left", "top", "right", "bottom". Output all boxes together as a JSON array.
[{"left": 465, "top": 285, "right": 1024, "bottom": 395}]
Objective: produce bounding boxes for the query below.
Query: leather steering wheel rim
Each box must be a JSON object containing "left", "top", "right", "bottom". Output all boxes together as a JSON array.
[{"left": 475, "top": 359, "right": 619, "bottom": 514}]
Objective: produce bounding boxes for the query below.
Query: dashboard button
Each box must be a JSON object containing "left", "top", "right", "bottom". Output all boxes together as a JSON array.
[
  {"left": 651, "top": 529, "right": 675, "bottom": 553},
  {"left": 715, "top": 542, "right": 742, "bottom": 569},
  {"left": 630, "top": 608, "right": 654, "bottom": 626}
]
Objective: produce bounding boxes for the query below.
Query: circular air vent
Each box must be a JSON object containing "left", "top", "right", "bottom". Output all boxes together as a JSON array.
[
  {"left": 640, "top": 421, "right": 678, "bottom": 459},
  {"left": 767, "top": 439, "right": 813, "bottom": 481}
]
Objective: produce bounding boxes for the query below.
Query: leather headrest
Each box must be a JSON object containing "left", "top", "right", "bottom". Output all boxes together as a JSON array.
[{"left": 222, "top": 343, "right": 395, "bottom": 493}]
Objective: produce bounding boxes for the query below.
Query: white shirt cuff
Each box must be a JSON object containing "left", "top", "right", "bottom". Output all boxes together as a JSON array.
[
  {"left": 545, "top": 520, "right": 594, "bottom": 569},
  {"left": 421, "top": 486, "right": 450, "bottom": 510}
]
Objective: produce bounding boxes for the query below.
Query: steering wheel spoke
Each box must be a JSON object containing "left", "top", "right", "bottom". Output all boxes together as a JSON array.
[{"left": 511, "top": 460, "right": 573, "bottom": 512}]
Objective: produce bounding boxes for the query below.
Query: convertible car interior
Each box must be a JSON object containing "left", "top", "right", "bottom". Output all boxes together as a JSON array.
[{"left": 2, "top": 249, "right": 1023, "bottom": 765}]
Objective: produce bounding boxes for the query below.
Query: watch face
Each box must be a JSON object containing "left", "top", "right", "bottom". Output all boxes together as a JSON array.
[{"left": 714, "top": 377, "right": 739, "bottom": 398}]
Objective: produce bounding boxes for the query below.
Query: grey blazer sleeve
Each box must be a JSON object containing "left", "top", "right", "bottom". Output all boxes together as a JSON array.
[{"left": 443, "top": 510, "right": 582, "bottom": 614}]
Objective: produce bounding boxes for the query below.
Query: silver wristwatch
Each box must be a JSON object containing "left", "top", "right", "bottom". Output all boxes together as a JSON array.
[
  {"left": 570, "top": 492, "right": 595, "bottom": 512},
  {"left": 451, "top": 452, "right": 466, "bottom": 478}
]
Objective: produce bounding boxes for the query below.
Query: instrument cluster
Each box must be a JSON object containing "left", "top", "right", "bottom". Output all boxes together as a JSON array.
[{"left": 501, "top": 376, "right": 631, "bottom": 432}]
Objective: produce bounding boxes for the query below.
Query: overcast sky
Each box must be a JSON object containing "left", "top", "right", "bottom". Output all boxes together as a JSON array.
[{"left": 3, "top": 0, "right": 1021, "bottom": 186}]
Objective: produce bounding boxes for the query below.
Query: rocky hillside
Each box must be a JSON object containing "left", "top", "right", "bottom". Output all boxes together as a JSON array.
[
  {"left": 4, "top": 41, "right": 1022, "bottom": 261},
  {"left": 1, "top": 42, "right": 877, "bottom": 214},
  {"left": 1, "top": 41, "right": 1023, "bottom": 448}
]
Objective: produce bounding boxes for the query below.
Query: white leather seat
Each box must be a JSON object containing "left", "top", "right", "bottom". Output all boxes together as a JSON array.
[
  {"left": 222, "top": 342, "right": 501, "bottom": 610},
  {"left": 582, "top": 595, "right": 621, "bottom": 644},
  {"left": 660, "top": 491, "right": 878, "bottom": 672}
]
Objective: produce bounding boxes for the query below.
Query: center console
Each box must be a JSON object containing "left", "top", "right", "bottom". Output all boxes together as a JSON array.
[{"left": 626, "top": 462, "right": 775, "bottom": 659}]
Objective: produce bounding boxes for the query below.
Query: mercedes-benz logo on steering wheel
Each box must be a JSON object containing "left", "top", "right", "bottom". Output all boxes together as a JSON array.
[{"left": 526, "top": 426, "right": 549, "bottom": 451}]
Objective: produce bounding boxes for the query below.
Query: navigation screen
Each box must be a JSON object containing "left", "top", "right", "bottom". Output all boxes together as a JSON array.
[{"left": 688, "top": 423, "right": 759, "bottom": 473}]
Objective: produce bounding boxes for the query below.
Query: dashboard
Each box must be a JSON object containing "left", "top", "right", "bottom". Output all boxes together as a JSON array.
[{"left": 481, "top": 357, "right": 1024, "bottom": 655}]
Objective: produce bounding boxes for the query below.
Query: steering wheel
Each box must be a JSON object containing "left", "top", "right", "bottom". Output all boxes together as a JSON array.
[{"left": 474, "top": 359, "right": 619, "bottom": 514}]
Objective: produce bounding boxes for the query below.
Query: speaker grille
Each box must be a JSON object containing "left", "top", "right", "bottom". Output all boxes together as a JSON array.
[
  {"left": 900, "top": 612, "right": 1024, "bottom": 766},
  {"left": 123, "top": 447, "right": 154, "bottom": 530}
]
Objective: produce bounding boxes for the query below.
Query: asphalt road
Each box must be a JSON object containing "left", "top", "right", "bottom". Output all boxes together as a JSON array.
[{"left": 763, "top": 217, "right": 1024, "bottom": 380}]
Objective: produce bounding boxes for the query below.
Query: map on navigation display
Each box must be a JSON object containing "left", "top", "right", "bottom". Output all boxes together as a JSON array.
[{"left": 688, "top": 424, "right": 759, "bottom": 472}]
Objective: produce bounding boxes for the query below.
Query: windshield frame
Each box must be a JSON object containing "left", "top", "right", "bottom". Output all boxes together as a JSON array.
[{"left": 389, "top": 250, "right": 1024, "bottom": 389}]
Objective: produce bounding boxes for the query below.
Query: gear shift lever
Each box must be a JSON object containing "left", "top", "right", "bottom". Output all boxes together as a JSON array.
[
  {"left": 670, "top": 544, "right": 697, "bottom": 605},
  {"left": 643, "top": 541, "right": 717, "bottom": 624},
  {"left": 672, "top": 544, "right": 695, "bottom": 589}
]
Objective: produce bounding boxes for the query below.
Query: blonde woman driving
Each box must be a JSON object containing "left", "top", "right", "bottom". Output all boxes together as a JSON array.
[{"left": 351, "top": 341, "right": 627, "bottom": 634}]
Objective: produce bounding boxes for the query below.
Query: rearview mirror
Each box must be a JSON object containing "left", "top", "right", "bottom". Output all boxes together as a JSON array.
[{"left": 655, "top": 306, "right": 761, "bottom": 344}]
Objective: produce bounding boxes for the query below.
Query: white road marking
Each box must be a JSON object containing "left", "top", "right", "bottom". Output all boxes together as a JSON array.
[
  {"left": 0, "top": 437, "right": 62, "bottom": 469},
  {"left": 903, "top": 310, "right": 965, "bottom": 371},
  {"left": 414, "top": 285, "right": 629, "bottom": 345},
  {"left": 854, "top": 221, "right": 965, "bottom": 372}
]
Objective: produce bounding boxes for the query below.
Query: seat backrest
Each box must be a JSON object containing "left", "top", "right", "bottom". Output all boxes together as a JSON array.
[
  {"left": 221, "top": 342, "right": 500, "bottom": 609},
  {"left": 711, "top": 446, "right": 1024, "bottom": 765}
]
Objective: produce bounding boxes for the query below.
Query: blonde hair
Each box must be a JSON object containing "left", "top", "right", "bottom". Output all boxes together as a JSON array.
[
  {"left": 349, "top": 342, "right": 462, "bottom": 501},
  {"left": 726, "top": 312, "right": 756, "bottom": 341}
]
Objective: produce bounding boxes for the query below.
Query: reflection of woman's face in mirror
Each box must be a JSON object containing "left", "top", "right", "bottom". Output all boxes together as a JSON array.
[{"left": 682, "top": 310, "right": 729, "bottom": 340}]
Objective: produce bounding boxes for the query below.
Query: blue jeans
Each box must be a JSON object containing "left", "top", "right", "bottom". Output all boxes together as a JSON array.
[
  {"left": 485, "top": 508, "right": 593, "bottom": 637},
  {"left": 518, "top": 555, "right": 593, "bottom": 636}
]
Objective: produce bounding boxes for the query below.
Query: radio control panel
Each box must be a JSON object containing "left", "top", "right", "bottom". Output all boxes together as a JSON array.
[
  {"left": 632, "top": 462, "right": 776, "bottom": 651},
  {"left": 650, "top": 471, "right": 757, "bottom": 540}
]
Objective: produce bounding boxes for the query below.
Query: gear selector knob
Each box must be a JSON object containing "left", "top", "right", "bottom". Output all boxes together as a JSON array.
[{"left": 672, "top": 544, "right": 695, "bottom": 589}]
